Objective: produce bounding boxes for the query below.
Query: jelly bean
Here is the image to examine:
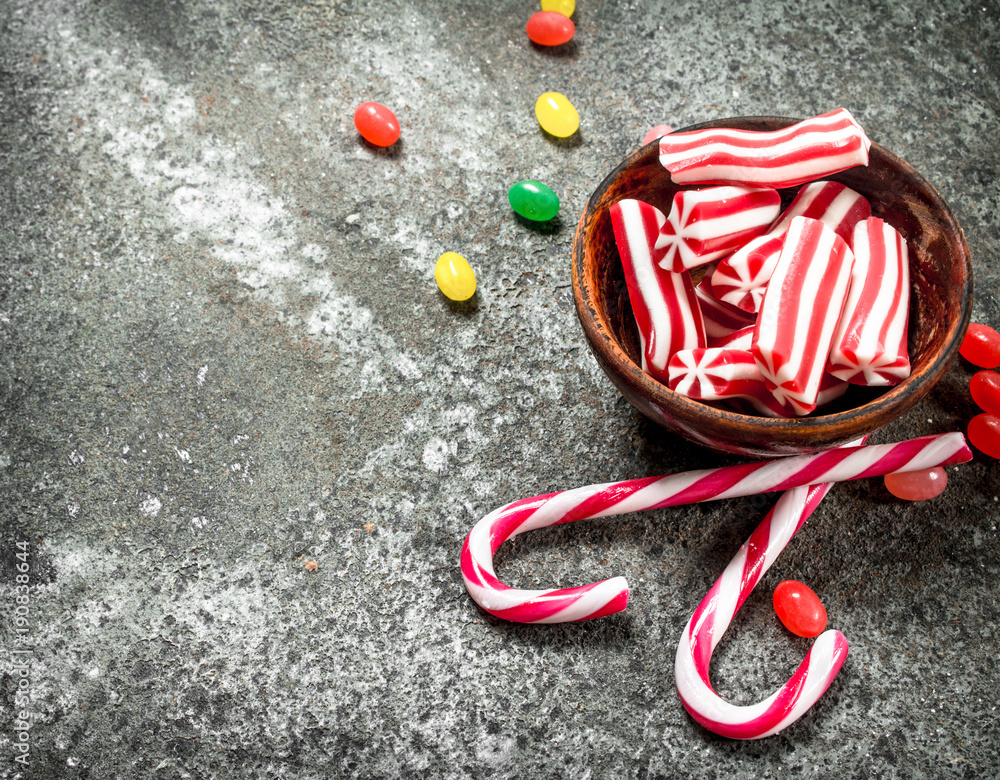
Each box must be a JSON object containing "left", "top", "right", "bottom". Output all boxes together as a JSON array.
[
  {"left": 642, "top": 124, "right": 674, "bottom": 146},
  {"left": 959, "top": 323, "right": 1000, "bottom": 369},
  {"left": 968, "top": 413, "right": 1000, "bottom": 459},
  {"left": 526, "top": 11, "right": 575, "bottom": 46},
  {"left": 970, "top": 371, "right": 1000, "bottom": 415},
  {"left": 773, "top": 580, "right": 827, "bottom": 638},
  {"left": 353, "top": 101, "right": 400, "bottom": 147},
  {"left": 884, "top": 466, "right": 948, "bottom": 501},
  {"left": 508, "top": 180, "right": 559, "bottom": 222},
  {"left": 535, "top": 91, "right": 579, "bottom": 138},
  {"left": 435, "top": 252, "right": 476, "bottom": 301},
  {"left": 541, "top": 0, "right": 574, "bottom": 17}
]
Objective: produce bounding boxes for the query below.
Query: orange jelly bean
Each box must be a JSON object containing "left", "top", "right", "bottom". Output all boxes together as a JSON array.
[
  {"left": 773, "top": 580, "right": 827, "bottom": 638},
  {"left": 353, "top": 101, "right": 400, "bottom": 147},
  {"left": 526, "top": 11, "right": 575, "bottom": 46},
  {"left": 884, "top": 467, "right": 948, "bottom": 501}
]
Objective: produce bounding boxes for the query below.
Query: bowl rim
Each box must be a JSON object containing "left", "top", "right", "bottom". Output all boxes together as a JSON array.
[{"left": 572, "top": 115, "right": 974, "bottom": 443}]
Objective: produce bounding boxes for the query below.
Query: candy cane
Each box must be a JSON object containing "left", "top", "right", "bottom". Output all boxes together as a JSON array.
[
  {"left": 675, "top": 477, "right": 848, "bottom": 740},
  {"left": 460, "top": 433, "right": 971, "bottom": 624}
]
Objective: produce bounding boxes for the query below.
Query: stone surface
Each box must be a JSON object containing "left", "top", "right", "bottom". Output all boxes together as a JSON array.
[{"left": 0, "top": 0, "right": 998, "bottom": 777}]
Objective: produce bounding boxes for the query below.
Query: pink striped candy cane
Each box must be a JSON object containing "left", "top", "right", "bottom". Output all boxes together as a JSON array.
[
  {"left": 711, "top": 181, "right": 871, "bottom": 313},
  {"left": 460, "top": 434, "right": 971, "bottom": 623},
  {"left": 610, "top": 199, "right": 706, "bottom": 381},
  {"left": 658, "top": 108, "right": 871, "bottom": 188},
  {"left": 675, "top": 477, "right": 848, "bottom": 739},
  {"left": 655, "top": 186, "right": 781, "bottom": 273},
  {"left": 828, "top": 218, "right": 911, "bottom": 386},
  {"left": 753, "top": 217, "right": 855, "bottom": 415}
]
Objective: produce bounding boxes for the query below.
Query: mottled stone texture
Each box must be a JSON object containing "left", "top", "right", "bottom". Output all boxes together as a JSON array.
[{"left": 0, "top": 0, "right": 998, "bottom": 777}]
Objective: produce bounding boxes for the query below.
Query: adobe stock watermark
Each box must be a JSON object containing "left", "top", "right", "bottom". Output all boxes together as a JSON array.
[{"left": 9, "top": 538, "right": 33, "bottom": 771}]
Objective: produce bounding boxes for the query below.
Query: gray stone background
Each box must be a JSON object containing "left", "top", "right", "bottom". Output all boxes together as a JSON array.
[{"left": 1, "top": 0, "right": 998, "bottom": 777}]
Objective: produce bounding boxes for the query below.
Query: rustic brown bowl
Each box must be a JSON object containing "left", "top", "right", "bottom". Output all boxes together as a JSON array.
[{"left": 572, "top": 116, "right": 973, "bottom": 457}]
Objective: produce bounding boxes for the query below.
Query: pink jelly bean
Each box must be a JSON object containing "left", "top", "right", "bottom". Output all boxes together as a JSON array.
[
  {"left": 970, "top": 371, "right": 1000, "bottom": 415},
  {"left": 829, "top": 218, "right": 911, "bottom": 386},
  {"left": 658, "top": 108, "right": 871, "bottom": 188},
  {"left": 656, "top": 186, "right": 781, "bottom": 273},
  {"left": 642, "top": 124, "right": 674, "bottom": 146},
  {"left": 609, "top": 199, "right": 706, "bottom": 382},
  {"left": 752, "top": 217, "right": 855, "bottom": 415},
  {"left": 883, "top": 467, "right": 948, "bottom": 500},
  {"left": 711, "top": 180, "right": 871, "bottom": 313}
]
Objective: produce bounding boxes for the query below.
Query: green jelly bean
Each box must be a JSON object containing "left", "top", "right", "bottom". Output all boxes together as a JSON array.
[{"left": 507, "top": 180, "right": 560, "bottom": 222}]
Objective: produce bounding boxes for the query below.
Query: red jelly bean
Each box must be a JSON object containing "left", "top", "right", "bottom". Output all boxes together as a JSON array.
[
  {"left": 526, "top": 11, "right": 575, "bottom": 46},
  {"left": 773, "top": 580, "right": 827, "bottom": 638},
  {"left": 959, "top": 323, "right": 1000, "bottom": 369},
  {"left": 353, "top": 101, "right": 400, "bottom": 147},
  {"left": 970, "top": 371, "right": 1000, "bottom": 415},
  {"left": 884, "top": 466, "right": 948, "bottom": 501},
  {"left": 968, "top": 413, "right": 1000, "bottom": 459}
]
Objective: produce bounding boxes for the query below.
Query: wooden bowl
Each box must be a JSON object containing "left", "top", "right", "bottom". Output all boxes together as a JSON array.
[{"left": 572, "top": 116, "right": 973, "bottom": 457}]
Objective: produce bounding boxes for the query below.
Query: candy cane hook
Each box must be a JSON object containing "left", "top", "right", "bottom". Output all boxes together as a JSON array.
[
  {"left": 461, "top": 433, "right": 970, "bottom": 624},
  {"left": 675, "top": 479, "right": 846, "bottom": 739}
]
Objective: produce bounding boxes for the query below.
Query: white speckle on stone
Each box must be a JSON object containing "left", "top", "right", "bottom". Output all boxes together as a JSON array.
[
  {"left": 422, "top": 438, "right": 452, "bottom": 473},
  {"left": 67, "top": 500, "right": 82, "bottom": 519},
  {"left": 345, "top": 213, "right": 360, "bottom": 223},
  {"left": 175, "top": 447, "right": 190, "bottom": 463},
  {"left": 87, "top": 667, "right": 101, "bottom": 678},
  {"left": 197, "top": 365, "right": 208, "bottom": 386},
  {"left": 140, "top": 496, "right": 162, "bottom": 517},
  {"left": 68, "top": 450, "right": 85, "bottom": 465}
]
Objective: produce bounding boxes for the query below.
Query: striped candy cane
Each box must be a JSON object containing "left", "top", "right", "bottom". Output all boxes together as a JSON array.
[
  {"left": 675, "top": 478, "right": 848, "bottom": 739},
  {"left": 460, "top": 433, "right": 971, "bottom": 623}
]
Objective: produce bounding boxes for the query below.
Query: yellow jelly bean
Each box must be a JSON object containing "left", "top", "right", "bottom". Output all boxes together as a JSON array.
[
  {"left": 435, "top": 252, "right": 476, "bottom": 301},
  {"left": 541, "top": 0, "right": 574, "bottom": 17},
  {"left": 535, "top": 91, "right": 579, "bottom": 138}
]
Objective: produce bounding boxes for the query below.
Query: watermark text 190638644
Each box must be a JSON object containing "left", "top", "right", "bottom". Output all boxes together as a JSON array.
[{"left": 10, "top": 539, "right": 33, "bottom": 771}]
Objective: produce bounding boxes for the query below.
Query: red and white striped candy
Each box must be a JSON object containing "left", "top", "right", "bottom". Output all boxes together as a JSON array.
[
  {"left": 708, "top": 325, "right": 754, "bottom": 351},
  {"left": 675, "top": 471, "right": 852, "bottom": 739},
  {"left": 655, "top": 186, "right": 781, "bottom": 272},
  {"left": 711, "top": 181, "right": 872, "bottom": 313},
  {"left": 828, "top": 218, "right": 911, "bottom": 386},
  {"left": 668, "top": 348, "right": 766, "bottom": 401},
  {"left": 610, "top": 199, "right": 706, "bottom": 381},
  {"left": 460, "top": 433, "right": 971, "bottom": 623},
  {"left": 753, "top": 217, "right": 855, "bottom": 415},
  {"left": 658, "top": 108, "right": 871, "bottom": 188},
  {"left": 694, "top": 270, "right": 756, "bottom": 341},
  {"left": 736, "top": 373, "right": 848, "bottom": 418}
]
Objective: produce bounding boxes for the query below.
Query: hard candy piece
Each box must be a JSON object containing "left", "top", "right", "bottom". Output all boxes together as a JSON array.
[
  {"left": 773, "top": 580, "right": 828, "bottom": 638},
  {"left": 753, "top": 217, "right": 855, "bottom": 415},
  {"left": 642, "top": 124, "right": 674, "bottom": 146},
  {"left": 526, "top": 11, "right": 575, "bottom": 45},
  {"left": 435, "top": 252, "right": 476, "bottom": 301},
  {"left": 970, "top": 371, "right": 1000, "bottom": 415},
  {"left": 668, "top": 348, "right": 767, "bottom": 401},
  {"left": 968, "top": 413, "right": 1000, "bottom": 459},
  {"left": 884, "top": 467, "right": 948, "bottom": 501},
  {"left": 353, "top": 101, "right": 400, "bottom": 147},
  {"left": 508, "top": 180, "right": 559, "bottom": 221},
  {"left": 608, "top": 199, "right": 706, "bottom": 382},
  {"left": 655, "top": 186, "right": 781, "bottom": 272},
  {"left": 734, "top": 372, "right": 847, "bottom": 418},
  {"left": 711, "top": 180, "right": 871, "bottom": 313},
  {"left": 960, "top": 323, "right": 1000, "bottom": 369},
  {"left": 535, "top": 91, "right": 580, "bottom": 138},
  {"left": 658, "top": 108, "right": 871, "bottom": 187},
  {"left": 541, "top": 0, "right": 574, "bottom": 16},
  {"left": 828, "top": 218, "right": 911, "bottom": 386},
  {"left": 694, "top": 270, "right": 756, "bottom": 342}
]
